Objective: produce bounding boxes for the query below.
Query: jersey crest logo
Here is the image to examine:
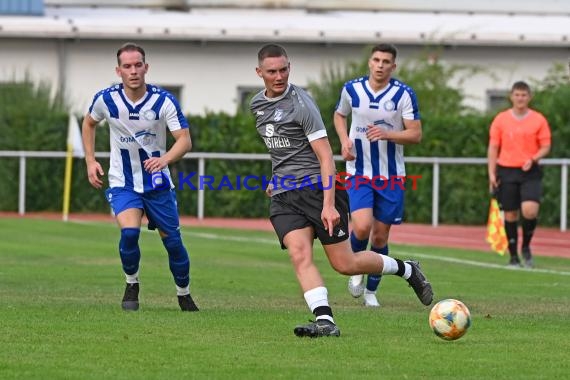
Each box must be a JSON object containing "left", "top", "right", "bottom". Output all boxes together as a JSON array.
[
  {"left": 141, "top": 135, "right": 152, "bottom": 146},
  {"left": 142, "top": 110, "right": 156, "bottom": 121},
  {"left": 273, "top": 109, "right": 284, "bottom": 122},
  {"left": 135, "top": 130, "right": 156, "bottom": 146},
  {"left": 383, "top": 100, "right": 396, "bottom": 111}
]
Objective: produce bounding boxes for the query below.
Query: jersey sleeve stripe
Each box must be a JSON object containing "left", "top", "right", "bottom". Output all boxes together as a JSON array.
[
  {"left": 151, "top": 93, "right": 167, "bottom": 120},
  {"left": 346, "top": 82, "right": 360, "bottom": 107},
  {"left": 404, "top": 87, "right": 421, "bottom": 119},
  {"left": 163, "top": 91, "right": 189, "bottom": 129},
  {"left": 103, "top": 92, "right": 119, "bottom": 119},
  {"left": 88, "top": 93, "right": 100, "bottom": 115},
  {"left": 391, "top": 87, "right": 406, "bottom": 110},
  {"left": 176, "top": 108, "right": 189, "bottom": 129}
]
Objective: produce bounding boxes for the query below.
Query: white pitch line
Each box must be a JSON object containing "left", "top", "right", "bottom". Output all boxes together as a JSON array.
[
  {"left": 184, "top": 231, "right": 570, "bottom": 277},
  {"left": 70, "top": 220, "right": 570, "bottom": 277},
  {"left": 186, "top": 231, "right": 280, "bottom": 246},
  {"left": 397, "top": 250, "right": 570, "bottom": 276}
]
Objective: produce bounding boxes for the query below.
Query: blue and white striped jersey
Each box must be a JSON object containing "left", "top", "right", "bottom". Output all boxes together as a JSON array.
[
  {"left": 335, "top": 76, "right": 420, "bottom": 179},
  {"left": 88, "top": 84, "right": 189, "bottom": 193}
]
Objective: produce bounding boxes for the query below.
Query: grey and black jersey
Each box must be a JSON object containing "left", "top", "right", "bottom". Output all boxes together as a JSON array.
[{"left": 250, "top": 84, "right": 328, "bottom": 196}]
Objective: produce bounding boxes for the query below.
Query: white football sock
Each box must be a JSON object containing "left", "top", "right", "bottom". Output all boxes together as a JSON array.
[
  {"left": 304, "top": 286, "right": 334, "bottom": 324},
  {"left": 381, "top": 257, "right": 412, "bottom": 279},
  {"left": 176, "top": 285, "right": 190, "bottom": 296},
  {"left": 381, "top": 256, "right": 399, "bottom": 274},
  {"left": 125, "top": 271, "right": 139, "bottom": 284}
]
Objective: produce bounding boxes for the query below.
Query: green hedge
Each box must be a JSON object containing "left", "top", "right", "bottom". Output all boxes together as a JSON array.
[{"left": 0, "top": 58, "right": 568, "bottom": 226}]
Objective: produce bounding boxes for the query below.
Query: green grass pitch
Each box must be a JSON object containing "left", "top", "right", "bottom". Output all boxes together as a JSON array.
[{"left": 1, "top": 218, "right": 569, "bottom": 379}]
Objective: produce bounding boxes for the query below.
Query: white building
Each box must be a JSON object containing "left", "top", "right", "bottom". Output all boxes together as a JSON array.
[{"left": 1, "top": 0, "right": 569, "bottom": 115}]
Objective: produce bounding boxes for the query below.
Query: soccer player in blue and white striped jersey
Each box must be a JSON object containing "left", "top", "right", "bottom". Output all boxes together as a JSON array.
[
  {"left": 82, "top": 43, "right": 198, "bottom": 312},
  {"left": 334, "top": 44, "right": 422, "bottom": 307}
]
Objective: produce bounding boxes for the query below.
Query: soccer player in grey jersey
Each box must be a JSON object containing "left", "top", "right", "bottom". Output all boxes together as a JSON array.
[{"left": 250, "top": 44, "right": 433, "bottom": 338}]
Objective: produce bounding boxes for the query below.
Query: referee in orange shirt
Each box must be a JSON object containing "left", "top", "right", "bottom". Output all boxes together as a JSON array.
[{"left": 487, "top": 81, "right": 551, "bottom": 268}]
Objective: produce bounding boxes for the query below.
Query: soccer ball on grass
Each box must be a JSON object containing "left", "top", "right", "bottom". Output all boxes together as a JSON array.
[{"left": 428, "top": 299, "right": 471, "bottom": 341}]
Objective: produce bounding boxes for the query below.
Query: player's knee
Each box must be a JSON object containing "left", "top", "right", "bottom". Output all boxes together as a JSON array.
[
  {"left": 162, "top": 230, "right": 182, "bottom": 248},
  {"left": 351, "top": 223, "right": 371, "bottom": 239},
  {"left": 288, "top": 246, "right": 312, "bottom": 269},
  {"left": 328, "top": 254, "right": 354, "bottom": 275},
  {"left": 370, "top": 234, "right": 388, "bottom": 248},
  {"left": 120, "top": 228, "right": 140, "bottom": 251},
  {"left": 331, "top": 260, "right": 353, "bottom": 275},
  {"left": 162, "top": 231, "right": 187, "bottom": 256}
]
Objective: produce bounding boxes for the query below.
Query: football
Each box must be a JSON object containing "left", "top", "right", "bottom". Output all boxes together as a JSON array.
[{"left": 428, "top": 299, "right": 471, "bottom": 341}]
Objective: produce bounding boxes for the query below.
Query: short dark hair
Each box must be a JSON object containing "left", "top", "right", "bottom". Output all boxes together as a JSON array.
[
  {"left": 511, "top": 81, "right": 531, "bottom": 93},
  {"left": 257, "top": 44, "right": 288, "bottom": 65},
  {"left": 116, "top": 42, "right": 146, "bottom": 65},
  {"left": 371, "top": 43, "right": 398, "bottom": 61}
]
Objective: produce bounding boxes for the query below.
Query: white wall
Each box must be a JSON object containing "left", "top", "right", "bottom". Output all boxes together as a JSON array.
[
  {"left": 417, "top": 45, "right": 569, "bottom": 110},
  {"left": 1, "top": 38, "right": 567, "bottom": 116},
  {"left": 0, "top": 39, "right": 61, "bottom": 99}
]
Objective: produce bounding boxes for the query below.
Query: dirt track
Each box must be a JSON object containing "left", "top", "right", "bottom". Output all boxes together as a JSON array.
[{"left": 1, "top": 212, "right": 568, "bottom": 259}]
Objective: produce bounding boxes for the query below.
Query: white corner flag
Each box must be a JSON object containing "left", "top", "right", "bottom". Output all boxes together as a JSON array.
[
  {"left": 63, "top": 115, "right": 84, "bottom": 221},
  {"left": 68, "top": 114, "right": 85, "bottom": 158}
]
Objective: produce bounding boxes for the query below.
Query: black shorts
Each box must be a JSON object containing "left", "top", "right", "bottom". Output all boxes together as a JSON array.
[
  {"left": 269, "top": 185, "right": 350, "bottom": 250},
  {"left": 496, "top": 165, "right": 542, "bottom": 211}
]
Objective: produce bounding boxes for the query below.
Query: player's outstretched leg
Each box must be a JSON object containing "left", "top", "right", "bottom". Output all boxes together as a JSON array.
[{"left": 405, "top": 261, "right": 433, "bottom": 306}]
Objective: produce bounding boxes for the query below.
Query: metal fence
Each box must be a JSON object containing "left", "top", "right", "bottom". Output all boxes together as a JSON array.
[{"left": 1, "top": 150, "right": 568, "bottom": 231}]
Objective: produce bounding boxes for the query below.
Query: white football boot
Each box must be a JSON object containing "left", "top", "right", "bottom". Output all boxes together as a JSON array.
[
  {"left": 363, "top": 289, "right": 380, "bottom": 307},
  {"left": 347, "top": 275, "right": 365, "bottom": 298}
]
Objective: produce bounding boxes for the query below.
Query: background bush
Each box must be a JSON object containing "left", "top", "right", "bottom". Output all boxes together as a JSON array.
[{"left": 0, "top": 54, "right": 568, "bottom": 226}]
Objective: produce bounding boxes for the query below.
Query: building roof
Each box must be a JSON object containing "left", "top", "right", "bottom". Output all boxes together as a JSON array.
[{"left": 0, "top": 6, "right": 569, "bottom": 47}]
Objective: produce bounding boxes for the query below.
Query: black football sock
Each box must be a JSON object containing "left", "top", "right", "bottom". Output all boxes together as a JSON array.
[
  {"left": 504, "top": 221, "right": 519, "bottom": 258},
  {"left": 313, "top": 305, "right": 334, "bottom": 323},
  {"left": 521, "top": 218, "right": 537, "bottom": 249}
]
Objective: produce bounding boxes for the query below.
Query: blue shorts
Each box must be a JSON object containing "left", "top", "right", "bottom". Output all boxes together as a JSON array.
[
  {"left": 105, "top": 187, "right": 182, "bottom": 235},
  {"left": 346, "top": 176, "right": 404, "bottom": 225}
]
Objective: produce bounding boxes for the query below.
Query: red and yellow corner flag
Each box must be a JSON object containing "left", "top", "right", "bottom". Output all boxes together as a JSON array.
[{"left": 486, "top": 198, "right": 508, "bottom": 255}]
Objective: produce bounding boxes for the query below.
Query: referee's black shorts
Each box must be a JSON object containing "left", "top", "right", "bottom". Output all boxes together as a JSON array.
[
  {"left": 497, "top": 164, "right": 543, "bottom": 212},
  {"left": 269, "top": 184, "right": 350, "bottom": 250}
]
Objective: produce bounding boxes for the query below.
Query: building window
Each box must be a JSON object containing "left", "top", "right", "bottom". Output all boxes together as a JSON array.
[
  {"left": 487, "top": 89, "right": 509, "bottom": 112},
  {"left": 237, "top": 86, "right": 263, "bottom": 111}
]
